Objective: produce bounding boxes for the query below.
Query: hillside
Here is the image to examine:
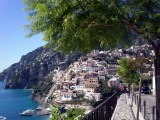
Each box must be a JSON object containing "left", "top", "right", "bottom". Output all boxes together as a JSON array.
[{"left": 0, "top": 47, "right": 81, "bottom": 102}]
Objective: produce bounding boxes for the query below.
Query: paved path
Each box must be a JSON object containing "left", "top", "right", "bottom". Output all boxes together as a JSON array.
[
  {"left": 137, "top": 93, "right": 156, "bottom": 120},
  {"left": 112, "top": 94, "right": 135, "bottom": 120},
  {"left": 112, "top": 93, "right": 156, "bottom": 120}
]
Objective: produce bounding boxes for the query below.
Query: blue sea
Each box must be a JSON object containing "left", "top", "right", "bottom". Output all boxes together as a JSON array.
[{"left": 0, "top": 82, "right": 49, "bottom": 120}]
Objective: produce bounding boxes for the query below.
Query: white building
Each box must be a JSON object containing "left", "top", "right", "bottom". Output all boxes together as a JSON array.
[
  {"left": 108, "top": 77, "right": 120, "bottom": 87},
  {"left": 84, "top": 92, "right": 101, "bottom": 101}
]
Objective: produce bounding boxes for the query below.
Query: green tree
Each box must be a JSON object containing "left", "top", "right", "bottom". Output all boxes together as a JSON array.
[
  {"left": 50, "top": 105, "right": 63, "bottom": 120},
  {"left": 117, "top": 58, "right": 139, "bottom": 85},
  {"left": 64, "top": 108, "right": 85, "bottom": 120},
  {"left": 24, "top": 1, "right": 160, "bottom": 119},
  {"left": 96, "top": 79, "right": 114, "bottom": 99},
  {"left": 117, "top": 57, "right": 149, "bottom": 120},
  {"left": 117, "top": 58, "right": 139, "bottom": 110},
  {"left": 50, "top": 106, "right": 85, "bottom": 120}
]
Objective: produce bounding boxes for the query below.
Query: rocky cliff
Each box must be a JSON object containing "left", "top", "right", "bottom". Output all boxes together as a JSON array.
[{"left": 0, "top": 47, "right": 81, "bottom": 102}]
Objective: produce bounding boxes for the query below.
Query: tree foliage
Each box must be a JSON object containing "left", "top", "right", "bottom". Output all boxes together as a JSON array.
[
  {"left": 117, "top": 58, "right": 148, "bottom": 85},
  {"left": 117, "top": 58, "right": 139, "bottom": 85},
  {"left": 50, "top": 105, "right": 85, "bottom": 120},
  {"left": 64, "top": 108, "right": 85, "bottom": 120},
  {"left": 50, "top": 105, "right": 63, "bottom": 120},
  {"left": 24, "top": 1, "right": 160, "bottom": 118},
  {"left": 23, "top": 0, "right": 160, "bottom": 53}
]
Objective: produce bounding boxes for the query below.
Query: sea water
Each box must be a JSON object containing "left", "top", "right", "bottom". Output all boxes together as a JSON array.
[{"left": 0, "top": 82, "right": 49, "bottom": 120}]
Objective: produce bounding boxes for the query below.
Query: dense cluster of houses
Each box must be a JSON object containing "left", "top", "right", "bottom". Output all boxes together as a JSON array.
[
  {"left": 52, "top": 57, "right": 111, "bottom": 103},
  {"left": 46, "top": 44, "right": 154, "bottom": 110}
]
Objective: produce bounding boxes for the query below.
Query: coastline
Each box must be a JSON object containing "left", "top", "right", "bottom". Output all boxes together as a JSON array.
[{"left": 0, "top": 81, "right": 49, "bottom": 120}]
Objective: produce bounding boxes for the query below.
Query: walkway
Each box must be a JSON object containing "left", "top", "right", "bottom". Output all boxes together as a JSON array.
[
  {"left": 112, "top": 93, "right": 135, "bottom": 120},
  {"left": 137, "top": 93, "right": 156, "bottom": 120}
]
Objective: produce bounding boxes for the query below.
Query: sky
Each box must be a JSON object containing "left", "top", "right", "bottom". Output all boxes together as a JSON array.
[{"left": 0, "top": 0, "right": 46, "bottom": 72}]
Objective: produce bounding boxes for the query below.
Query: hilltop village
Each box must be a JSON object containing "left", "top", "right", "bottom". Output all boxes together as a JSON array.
[{"left": 45, "top": 44, "right": 154, "bottom": 112}]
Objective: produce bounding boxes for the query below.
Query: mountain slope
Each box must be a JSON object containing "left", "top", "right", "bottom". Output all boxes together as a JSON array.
[{"left": 0, "top": 47, "right": 81, "bottom": 101}]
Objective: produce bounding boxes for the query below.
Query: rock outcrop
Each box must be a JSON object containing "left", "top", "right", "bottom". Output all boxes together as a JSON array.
[{"left": 0, "top": 47, "right": 81, "bottom": 102}]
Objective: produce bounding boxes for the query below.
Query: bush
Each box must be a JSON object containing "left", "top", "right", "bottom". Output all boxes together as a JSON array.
[{"left": 50, "top": 106, "right": 85, "bottom": 120}]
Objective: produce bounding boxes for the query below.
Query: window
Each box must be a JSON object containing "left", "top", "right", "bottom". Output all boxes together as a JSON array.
[{"left": 64, "top": 94, "right": 70, "bottom": 98}]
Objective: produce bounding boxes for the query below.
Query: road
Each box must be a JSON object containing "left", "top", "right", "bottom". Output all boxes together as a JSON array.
[{"left": 141, "top": 94, "right": 156, "bottom": 120}]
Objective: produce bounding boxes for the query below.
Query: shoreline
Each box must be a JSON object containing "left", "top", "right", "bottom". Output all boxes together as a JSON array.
[{"left": 0, "top": 82, "right": 49, "bottom": 120}]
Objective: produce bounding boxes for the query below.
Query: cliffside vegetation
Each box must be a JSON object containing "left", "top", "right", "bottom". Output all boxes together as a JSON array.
[
  {"left": 50, "top": 105, "right": 85, "bottom": 120},
  {"left": 0, "top": 47, "right": 81, "bottom": 102}
]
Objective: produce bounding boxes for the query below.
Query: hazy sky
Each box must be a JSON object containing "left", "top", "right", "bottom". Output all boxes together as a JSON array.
[{"left": 0, "top": 0, "right": 46, "bottom": 72}]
